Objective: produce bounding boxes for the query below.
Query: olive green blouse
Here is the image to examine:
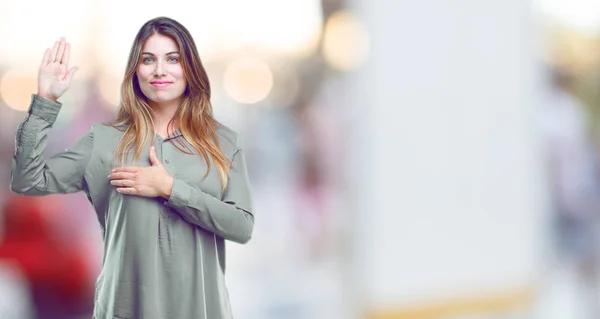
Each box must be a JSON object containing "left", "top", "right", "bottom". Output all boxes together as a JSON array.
[{"left": 10, "top": 94, "right": 254, "bottom": 319}]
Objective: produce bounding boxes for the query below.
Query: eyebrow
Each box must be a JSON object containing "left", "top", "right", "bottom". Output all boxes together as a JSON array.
[{"left": 141, "top": 51, "right": 180, "bottom": 56}]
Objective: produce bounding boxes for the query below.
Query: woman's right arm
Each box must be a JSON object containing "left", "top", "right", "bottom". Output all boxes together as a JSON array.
[
  {"left": 10, "top": 37, "right": 89, "bottom": 196},
  {"left": 10, "top": 95, "right": 94, "bottom": 196}
]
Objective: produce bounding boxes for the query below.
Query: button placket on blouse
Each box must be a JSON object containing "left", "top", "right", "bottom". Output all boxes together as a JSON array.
[
  {"left": 161, "top": 141, "right": 169, "bottom": 165},
  {"left": 158, "top": 140, "right": 170, "bottom": 207}
]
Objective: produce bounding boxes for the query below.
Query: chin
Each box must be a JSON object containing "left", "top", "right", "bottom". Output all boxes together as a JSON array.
[{"left": 153, "top": 95, "right": 182, "bottom": 105}]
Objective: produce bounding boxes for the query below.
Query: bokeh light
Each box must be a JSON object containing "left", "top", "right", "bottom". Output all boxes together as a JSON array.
[
  {"left": 223, "top": 57, "right": 274, "bottom": 104},
  {"left": 0, "top": 66, "right": 78, "bottom": 128},
  {"left": 229, "top": 0, "right": 323, "bottom": 57},
  {"left": 0, "top": 66, "right": 37, "bottom": 112},
  {"left": 322, "top": 10, "right": 370, "bottom": 71}
]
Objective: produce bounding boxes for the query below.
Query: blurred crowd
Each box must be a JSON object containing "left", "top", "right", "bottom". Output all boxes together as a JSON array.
[{"left": 540, "top": 68, "right": 600, "bottom": 319}]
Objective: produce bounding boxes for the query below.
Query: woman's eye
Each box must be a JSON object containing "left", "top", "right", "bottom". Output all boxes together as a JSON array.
[
  {"left": 168, "top": 57, "right": 178, "bottom": 63},
  {"left": 143, "top": 57, "right": 154, "bottom": 63}
]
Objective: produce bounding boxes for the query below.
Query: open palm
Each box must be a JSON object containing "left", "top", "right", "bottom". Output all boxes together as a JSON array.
[{"left": 37, "top": 37, "right": 78, "bottom": 102}]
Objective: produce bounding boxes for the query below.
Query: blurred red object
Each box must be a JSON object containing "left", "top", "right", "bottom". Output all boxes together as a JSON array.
[{"left": 0, "top": 193, "right": 93, "bottom": 315}]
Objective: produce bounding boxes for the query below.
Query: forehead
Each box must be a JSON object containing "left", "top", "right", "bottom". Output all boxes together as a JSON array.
[{"left": 141, "top": 33, "right": 179, "bottom": 54}]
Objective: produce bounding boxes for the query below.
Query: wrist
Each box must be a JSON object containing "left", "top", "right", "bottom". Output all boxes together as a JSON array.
[
  {"left": 162, "top": 176, "right": 174, "bottom": 199},
  {"left": 36, "top": 93, "right": 57, "bottom": 103}
]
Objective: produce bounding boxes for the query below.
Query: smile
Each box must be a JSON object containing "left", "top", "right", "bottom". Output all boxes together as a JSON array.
[{"left": 150, "top": 81, "right": 172, "bottom": 88}]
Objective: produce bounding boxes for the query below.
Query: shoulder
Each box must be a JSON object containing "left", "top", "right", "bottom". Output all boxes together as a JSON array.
[
  {"left": 84, "top": 122, "right": 126, "bottom": 142},
  {"left": 216, "top": 123, "right": 242, "bottom": 156},
  {"left": 216, "top": 123, "right": 238, "bottom": 145},
  {"left": 94, "top": 122, "right": 126, "bottom": 133}
]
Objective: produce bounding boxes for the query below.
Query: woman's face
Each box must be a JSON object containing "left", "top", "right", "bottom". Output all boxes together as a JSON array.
[{"left": 136, "top": 33, "right": 187, "bottom": 107}]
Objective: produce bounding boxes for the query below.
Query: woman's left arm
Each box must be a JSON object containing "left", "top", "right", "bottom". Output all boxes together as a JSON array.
[{"left": 164, "top": 148, "right": 254, "bottom": 244}]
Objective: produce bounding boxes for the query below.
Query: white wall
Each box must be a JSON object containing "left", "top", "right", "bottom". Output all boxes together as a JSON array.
[{"left": 347, "top": 0, "right": 549, "bottom": 314}]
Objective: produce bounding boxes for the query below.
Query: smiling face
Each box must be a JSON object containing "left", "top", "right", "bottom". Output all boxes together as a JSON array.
[{"left": 136, "top": 33, "right": 187, "bottom": 108}]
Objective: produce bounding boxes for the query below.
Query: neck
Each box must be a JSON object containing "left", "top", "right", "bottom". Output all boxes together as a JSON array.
[
  {"left": 150, "top": 100, "right": 180, "bottom": 134},
  {"left": 150, "top": 101, "right": 179, "bottom": 137}
]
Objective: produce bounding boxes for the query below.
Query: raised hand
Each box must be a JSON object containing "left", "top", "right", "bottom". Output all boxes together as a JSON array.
[{"left": 37, "top": 37, "right": 79, "bottom": 102}]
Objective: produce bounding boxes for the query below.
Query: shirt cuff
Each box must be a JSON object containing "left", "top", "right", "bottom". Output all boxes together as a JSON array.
[
  {"left": 29, "top": 94, "right": 62, "bottom": 123},
  {"left": 164, "top": 177, "right": 191, "bottom": 208}
]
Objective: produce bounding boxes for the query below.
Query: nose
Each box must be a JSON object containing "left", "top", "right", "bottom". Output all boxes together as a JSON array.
[{"left": 154, "top": 60, "right": 166, "bottom": 76}]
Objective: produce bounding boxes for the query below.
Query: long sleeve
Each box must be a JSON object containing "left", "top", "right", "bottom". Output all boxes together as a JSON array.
[
  {"left": 164, "top": 147, "right": 254, "bottom": 244},
  {"left": 10, "top": 94, "right": 94, "bottom": 196}
]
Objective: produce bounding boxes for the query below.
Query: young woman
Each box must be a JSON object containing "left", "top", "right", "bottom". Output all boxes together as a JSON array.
[{"left": 10, "top": 16, "right": 254, "bottom": 319}]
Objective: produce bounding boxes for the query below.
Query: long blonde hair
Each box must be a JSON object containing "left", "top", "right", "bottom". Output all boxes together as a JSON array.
[{"left": 108, "top": 16, "right": 231, "bottom": 189}]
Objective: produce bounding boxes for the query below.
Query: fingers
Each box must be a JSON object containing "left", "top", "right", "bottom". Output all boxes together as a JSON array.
[
  {"left": 62, "top": 42, "right": 71, "bottom": 67},
  {"left": 50, "top": 40, "right": 59, "bottom": 63},
  {"left": 149, "top": 146, "right": 161, "bottom": 166},
  {"left": 41, "top": 48, "right": 51, "bottom": 66},
  {"left": 109, "top": 170, "right": 137, "bottom": 193},
  {"left": 110, "top": 179, "right": 135, "bottom": 187},
  {"left": 64, "top": 66, "right": 79, "bottom": 82},
  {"left": 56, "top": 37, "right": 66, "bottom": 64},
  {"left": 112, "top": 166, "right": 139, "bottom": 173},
  {"left": 46, "top": 37, "right": 69, "bottom": 65},
  {"left": 109, "top": 172, "right": 136, "bottom": 180},
  {"left": 115, "top": 187, "right": 137, "bottom": 195}
]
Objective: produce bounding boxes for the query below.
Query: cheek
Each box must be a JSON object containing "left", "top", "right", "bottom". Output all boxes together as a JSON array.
[
  {"left": 135, "top": 72, "right": 153, "bottom": 98},
  {"left": 137, "top": 66, "right": 153, "bottom": 79},
  {"left": 170, "top": 66, "right": 185, "bottom": 80},
  {"left": 171, "top": 67, "right": 187, "bottom": 90},
  {"left": 135, "top": 72, "right": 146, "bottom": 90}
]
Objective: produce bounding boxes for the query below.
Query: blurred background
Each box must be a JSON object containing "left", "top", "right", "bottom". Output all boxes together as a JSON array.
[{"left": 1, "top": 0, "right": 600, "bottom": 318}]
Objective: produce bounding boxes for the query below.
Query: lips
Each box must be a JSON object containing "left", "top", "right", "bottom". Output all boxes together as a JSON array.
[{"left": 150, "top": 81, "right": 172, "bottom": 88}]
